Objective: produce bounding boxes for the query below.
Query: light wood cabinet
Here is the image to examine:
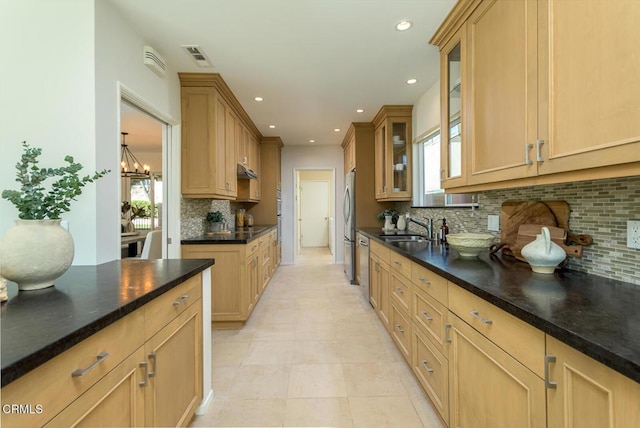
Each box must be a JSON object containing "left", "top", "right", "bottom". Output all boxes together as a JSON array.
[
  {"left": 448, "top": 312, "right": 546, "bottom": 428},
  {"left": 372, "top": 106, "right": 413, "bottom": 201},
  {"left": 343, "top": 134, "right": 356, "bottom": 174},
  {"left": 546, "top": 335, "right": 640, "bottom": 428},
  {"left": 431, "top": 0, "right": 640, "bottom": 192},
  {"left": 259, "top": 234, "right": 270, "bottom": 292},
  {"left": 370, "top": 240, "right": 391, "bottom": 331},
  {"left": 249, "top": 137, "right": 283, "bottom": 224},
  {"left": 412, "top": 326, "right": 449, "bottom": 426},
  {"left": 390, "top": 301, "right": 412, "bottom": 363},
  {"left": 237, "top": 130, "right": 261, "bottom": 202}
]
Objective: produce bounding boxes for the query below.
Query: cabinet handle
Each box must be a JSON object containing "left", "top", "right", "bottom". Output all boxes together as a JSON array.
[
  {"left": 395, "top": 324, "right": 405, "bottom": 333},
  {"left": 375, "top": 262, "right": 380, "bottom": 273},
  {"left": 393, "top": 261, "right": 402, "bottom": 267},
  {"left": 420, "top": 311, "right": 433, "bottom": 321},
  {"left": 173, "top": 294, "right": 190, "bottom": 306},
  {"left": 72, "top": 352, "right": 109, "bottom": 377},
  {"left": 444, "top": 323, "right": 452, "bottom": 343},
  {"left": 395, "top": 287, "right": 404, "bottom": 295},
  {"left": 440, "top": 168, "right": 445, "bottom": 182},
  {"left": 418, "top": 277, "right": 431, "bottom": 285},
  {"left": 139, "top": 361, "right": 149, "bottom": 387},
  {"left": 148, "top": 353, "right": 157, "bottom": 378},
  {"left": 536, "top": 139, "right": 544, "bottom": 162},
  {"left": 525, "top": 143, "right": 533, "bottom": 165},
  {"left": 421, "top": 360, "right": 434, "bottom": 373},
  {"left": 545, "top": 354, "right": 557, "bottom": 389},
  {"left": 470, "top": 310, "right": 493, "bottom": 324}
]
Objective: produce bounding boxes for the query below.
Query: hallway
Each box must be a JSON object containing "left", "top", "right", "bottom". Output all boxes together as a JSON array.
[{"left": 191, "top": 247, "right": 444, "bottom": 427}]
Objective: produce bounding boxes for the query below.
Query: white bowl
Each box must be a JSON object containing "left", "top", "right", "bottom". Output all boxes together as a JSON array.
[{"left": 447, "top": 233, "right": 495, "bottom": 258}]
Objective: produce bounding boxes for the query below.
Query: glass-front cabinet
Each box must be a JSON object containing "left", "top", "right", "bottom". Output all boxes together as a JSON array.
[
  {"left": 439, "top": 29, "right": 466, "bottom": 189},
  {"left": 373, "top": 105, "right": 413, "bottom": 201}
]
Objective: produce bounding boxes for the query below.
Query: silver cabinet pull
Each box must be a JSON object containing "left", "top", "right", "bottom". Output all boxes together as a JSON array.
[
  {"left": 536, "top": 139, "right": 545, "bottom": 162},
  {"left": 444, "top": 323, "right": 452, "bottom": 343},
  {"left": 139, "top": 361, "right": 149, "bottom": 387},
  {"left": 393, "top": 261, "right": 402, "bottom": 267},
  {"left": 470, "top": 310, "right": 493, "bottom": 324},
  {"left": 525, "top": 142, "right": 533, "bottom": 165},
  {"left": 173, "top": 294, "right": 190, "bottom": 306},
  {"left": 395, "top": 287, "right": 404, "bottom": 295},
  {"left": 418, "top": 277, "right": 431, "bottom": 285},
  {"left": 421, "top": 311, "right": 433, "bottom": 321},
  {"left": 395, "top": 324, "right": 405, "bottom": 333},
  {"left": 545, "top": 354, "right": 557, "bottom": 389},
  {"left": 375, "top": 262, "right": 380, "bottom": 273},
  {"left": 421, "top": 360, "right": 434, "bottom": 373},
  {"left": 72, "top": 352, "right": 109, "bottom": 377},
  {"left": 148, "top": 353, "right": 157, "bottom": 378}
]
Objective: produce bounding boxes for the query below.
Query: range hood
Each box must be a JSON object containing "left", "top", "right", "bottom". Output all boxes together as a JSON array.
[{"left": 237, "top": 163, "right": 258, "bottom": 180}]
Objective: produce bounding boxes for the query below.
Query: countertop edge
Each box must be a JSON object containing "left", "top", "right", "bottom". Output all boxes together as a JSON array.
[
  {"left": 181, "top": 225, "right": 276, "bottom": 245},
  {"left": 1, "top": 258, "right": 214, "bottom": 387},
  {"left": 359, "top": 229, "right": 640, "bottom": 384}
]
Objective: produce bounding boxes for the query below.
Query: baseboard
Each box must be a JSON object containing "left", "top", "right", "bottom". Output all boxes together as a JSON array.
[{"left": 196, "top": 389, "right": 213, "bottom": 415}]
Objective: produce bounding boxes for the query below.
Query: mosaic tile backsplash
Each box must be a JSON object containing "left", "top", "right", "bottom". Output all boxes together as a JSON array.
[
  {"left": 397, "top": 176, "right": 640, "bottom": 285},
  {"left": 181, "top": 199, "right": 239, "bottom": 238}
]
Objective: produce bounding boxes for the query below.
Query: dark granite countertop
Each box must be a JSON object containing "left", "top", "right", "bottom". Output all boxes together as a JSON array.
[
  {"left": 181, "top": 224, "right": 276, "bottom": 245},
  {"left": 359, "top": 227, "right": 640, "bottom": 383},
  {"left": 0, "top": 258, "right": 214, "bottom": 387}
]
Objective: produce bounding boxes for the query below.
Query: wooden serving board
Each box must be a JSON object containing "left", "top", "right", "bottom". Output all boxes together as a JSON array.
[
  {"left": 496, "top": 201, "right": 559, "bottom": 256},
  {"left": 514, "top": 224, "right": 583, "bottom": 259}
]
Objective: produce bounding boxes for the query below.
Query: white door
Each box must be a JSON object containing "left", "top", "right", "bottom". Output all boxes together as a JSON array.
[{"left": 300, "top": 180, "right": 330, "bottom": 247}]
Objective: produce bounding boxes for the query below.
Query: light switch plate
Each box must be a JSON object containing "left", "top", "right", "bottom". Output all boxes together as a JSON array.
[
  {"left": 627, "top": 220, "right": 640, "bottom": 249},
  {"left": 488, "top": 215, "right": 500, "bottom": 232}
]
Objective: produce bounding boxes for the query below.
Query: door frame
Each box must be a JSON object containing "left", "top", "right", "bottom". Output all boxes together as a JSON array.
[
  {"left": 117, "top": 82, "right": 180, "bottom": 258},
  {"left": 300, "top": 179, "right": 331, "bottom": 248},
  {"left": 293, "top": 168, "right": 336, "bottom": 264}
]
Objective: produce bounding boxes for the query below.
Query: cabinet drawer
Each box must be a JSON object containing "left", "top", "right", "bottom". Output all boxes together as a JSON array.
[
  {"left": 411, "top": 262, "right": 447, "bottom": 305},
  {"left": 448, "top": 283, "right": 545, "bottom": 377},
  {"left": 390, "top": 302, "right": 412, "bottom": 363},
  {"left": 412, "top": 285, "right": 448, "bottom": 358},
  {"left": 389, "top": 252, "right": 411, "bottom": 279},
  {"left": 412, "top": 327, "right": 449, "bottom": 425},
  {"left": 1, "top": 310, "right": 144, "bottom": 428},
  {"left": 269, "top": 229, "right": 277, "bottom": 241},
  {"left": 370, "top": 240, "right": 390, "bottom": 263},
  {"left": 390, "top": 269, "right": 411, "bottom": 313},
  {"left": 144, "top": 273, "right": 202, "bottom": 340},
  {"left": 246, "top": 240, "right": 260, "bottom": 257}
]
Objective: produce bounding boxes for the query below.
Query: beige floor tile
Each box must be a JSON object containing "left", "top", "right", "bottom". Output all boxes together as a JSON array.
[
  {"left": 338, "top": 339, "right": 395, "bottom": 363},
  {"left": 293, "top": 340, "right": 342, "bottom": 364},
  {"left": 246, "top": 323, "right": 297, "bottom": 341},
  {"left": 212, "top": 399, "right": 286, "bottom": 427},
  {"left": 334, "top": 321, "right": 387, "bottom": 342},
  {"left": 212, "top": 328, "right": 254, "bottom": 342},
  {"left": 288, "top": 364, "right": 347, "bottom": 398},
  {"left": 295, "top": 321, "right": 336, "bottom": 341},
  {"left": 242, "top": 340, "right": 294, "bottom": 365},
  {"left": 211, "top": 341, "right": 251, "bottom": 366},
  {"left": 349, "top": 396, "right": 424, "bottom": 428},
  {"left": 211, "top": 366, "right": 239, "bottom": 398},
  {"left": 410, "top": 393, "right": 447, "bottom": 428},
  {"left": 343, "top": 363, "right": 408, "bottom": 397},
  {"left": 227, "top": 365, "right": 290, "bottom": 399},
  {"left": 189, "top": 399, "right": 225, "bottom": 427},
  {"left": 284, "top": 398, "right": 354, "bottom": 428}
]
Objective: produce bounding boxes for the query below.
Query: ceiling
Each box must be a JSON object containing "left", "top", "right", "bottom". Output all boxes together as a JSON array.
[{"left": 108, "top": 0, "right": 455, "bottom": 147}]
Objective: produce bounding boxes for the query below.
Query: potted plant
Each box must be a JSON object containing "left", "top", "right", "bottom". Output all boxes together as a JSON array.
[
  {"left": 206, "top": 210, "right": 225, "bottom": 233},
  {"left": 377, "top": 209, "right": 399, "bottom": 230},
  {"left": 1, "top": 142, "right": 109, "bottom": 290}
]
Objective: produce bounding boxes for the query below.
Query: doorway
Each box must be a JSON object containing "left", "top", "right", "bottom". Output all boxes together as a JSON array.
[{"left": 294, "top": 169, "right": 335, "bottom": 263}]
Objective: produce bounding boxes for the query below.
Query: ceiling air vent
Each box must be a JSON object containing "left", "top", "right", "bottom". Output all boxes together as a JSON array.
[
  {"left": 181, "top": 45, "right": 212, "bottom": 67},
  {"left": 143, "top": 45, "right": 166, "bottom": 77}
]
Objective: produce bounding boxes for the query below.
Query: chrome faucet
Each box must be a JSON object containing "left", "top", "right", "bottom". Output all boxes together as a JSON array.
[{"left": 407, "top": 216, "right": 433, "bottom": 240}]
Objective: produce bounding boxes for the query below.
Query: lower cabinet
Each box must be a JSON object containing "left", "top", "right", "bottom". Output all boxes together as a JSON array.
[
  {"left": 369, "top": 242, "right": 391, "bottom": 331},
  {"left": 390, "top": 301, "right": 412, "bottom": 363},
  {"left": 246, "top": 248, "right": 259, "bottom": 315},
  {"left": 412, "top": 327, "right": 449, "bottom": 426}
]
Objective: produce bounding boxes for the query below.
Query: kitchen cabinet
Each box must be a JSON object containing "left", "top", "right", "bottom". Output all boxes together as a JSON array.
[
  {"left": 269, "top": 229, "right": 278, "bottom": 277},
  {"left": 245, "top": 246, "right": 260, "bottom": 315},
  {"left": 430, "top": 0, "right": 640, "bottom": 192},
  {"left": 373, "top": 106, "right": 413, "bottom": 201},
  {"left": 546, "top": 336, "right": 640, "bottom": 428},
  {"left": 342, "top": 133, "right": 356, "bottom": 174},
  {"left": 447, "top": 312, "right": 546, "bottom": 428},
  {"left": 248, "top": 137, "right": 283, "bottom": 225},
  {"left": 369, "top": 240, "right": 391, "bottom": 331},
  {"left": 259, "top": 234, "right": 270, "bottom": 292},
  {"left": 237, "top": 131, "right": 261, "bottom": 202},
  {"left": 412, "top": 326, "right": 449, "bottom": 426}
]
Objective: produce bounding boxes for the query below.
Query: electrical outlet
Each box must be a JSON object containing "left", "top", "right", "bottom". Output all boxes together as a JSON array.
[
  {"left": 627, "top": 220, "right": 640, "bottom": 249},
  {"left": 487, "top": 215, "right": 500, "bottom": 232}
]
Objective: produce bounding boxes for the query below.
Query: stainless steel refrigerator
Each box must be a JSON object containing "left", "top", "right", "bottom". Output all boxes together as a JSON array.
[{"left": 343, "top": 171, "right": 356, "bottom": 284}]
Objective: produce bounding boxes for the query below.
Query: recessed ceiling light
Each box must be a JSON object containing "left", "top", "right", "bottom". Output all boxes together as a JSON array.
[
  {"left": 309, "top": 139, "right": 315, "bottom": 143},
  {"left": 356, "top": 109, "right": 365, "bottom": 113},
  {"left": 406, "top": 78, "right": 418, "bottom": 85},
  {"left": 396, "top": 20, "right": 413, "bottom": 31},
  {"left": 254, "top": 96, "right": 263, "bottom": 102},
  {"left": 334, "top": 128, "right": 341, "bottom": 132},
  {"left": 269, "top": 125, "right": 276, "bottom": 129}
]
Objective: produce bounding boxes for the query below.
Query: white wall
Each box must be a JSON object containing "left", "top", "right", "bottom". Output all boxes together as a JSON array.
[
  {"left": 0, "top": 0, "right": 181, "bottom": 265},
  {"left": 412, "top": 80, "right": 441, "bottom": 139},
  {"left": 281, "top": 146, "right": 344, "bottom": 265}
]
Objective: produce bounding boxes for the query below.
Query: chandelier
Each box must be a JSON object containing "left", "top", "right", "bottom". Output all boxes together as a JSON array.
[{"left": 120, "top": 132, "right": 150, "bottom": 178}]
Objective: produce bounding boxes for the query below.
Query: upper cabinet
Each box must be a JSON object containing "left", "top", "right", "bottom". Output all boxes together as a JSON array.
[
  {"left": 373, "top": 105, "right": 413, "bottom": 201},
  {"left": 179, "top": 73, "right": 262, "bottom": 199},
  {"left": 431, "top": 0, "right": 640, "bottom": 192}
]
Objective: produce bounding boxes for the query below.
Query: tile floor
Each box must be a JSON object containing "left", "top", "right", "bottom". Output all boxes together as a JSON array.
[{"left": 190, "top": 247, "right": 445, "bottom": 428}]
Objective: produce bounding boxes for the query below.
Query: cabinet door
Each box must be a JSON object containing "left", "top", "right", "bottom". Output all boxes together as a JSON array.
[
  {"left": 448, "top": 313, "right": 546, "bottom": 428},
  {"left": 245, "top": 254, "right": 259, "bottom": 315},
  {"left": 369, "top": 254, "right": 380, "bottom": 310},
  {"left": 466, "top": 0, "right": 538, "bottom": 185},
  {"left": 546, "top": 336, "right": 640, "bottom": 428},
  {"left": 412, "top": 327, "right": 449, "bottom": 426},
  {"left": 537, "top": 0, "right": 640, "bottom": 176},
  {"left": 145, "top": 302, "right": 202, "bottom": 428},
  {"left": 377, "top": 259, "right": 391, "bottom": 331},
  {"left": 215, "top": 96, "right": 232, "bottom": 197},
  {"left": 374, "top": 124, "right": 388, "bottom": 199},
  {"left": 386, "top": 117, "right": 412, "bottom": 200}
]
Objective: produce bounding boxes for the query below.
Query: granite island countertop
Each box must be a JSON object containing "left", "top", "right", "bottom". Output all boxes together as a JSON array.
[
  {"left": 181, "top": 224, "right": 276, "bottom": 245},
  {"left": 359, "top": 227, "right": 640, "bottom": 383},
  {"left": 0, "top": 258, "right": 214, "bottom": 387}
]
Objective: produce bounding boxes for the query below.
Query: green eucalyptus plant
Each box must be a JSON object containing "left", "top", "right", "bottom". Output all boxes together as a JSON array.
[
  {"left": 377, "top": 209, "right": 399, "bottom": 224},
  {"left": 206, "top": 211, "right": 224, "bottom": 223},
  {"left": 2, "top": 142, "right": 110, "bottom": 220}
]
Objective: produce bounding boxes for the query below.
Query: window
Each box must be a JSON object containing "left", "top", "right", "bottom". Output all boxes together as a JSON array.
[
  {"left": 122, "top": 174, "right": 162, "bottom": 231},
  {"left": 414, "top": 129, "right": 444, "bottom": 206}
]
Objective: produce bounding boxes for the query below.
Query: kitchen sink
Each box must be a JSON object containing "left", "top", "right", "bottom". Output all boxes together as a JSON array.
[{"left": 381, "top": 235, "right": 430, "bottom": 243}]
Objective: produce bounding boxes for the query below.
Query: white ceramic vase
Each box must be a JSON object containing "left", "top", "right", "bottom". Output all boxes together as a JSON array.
[
  {"left": 0, "top": 219, "right": 74, "bottom": 290},
  {"left": 384, "top": 215, "right": 395, "bottom": 231},
  {"left": 397, "top": 214, "right": 407, "bottom": 231},
  {"left": 521, "top": 226, "right": 566, "bottom": 274}
]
